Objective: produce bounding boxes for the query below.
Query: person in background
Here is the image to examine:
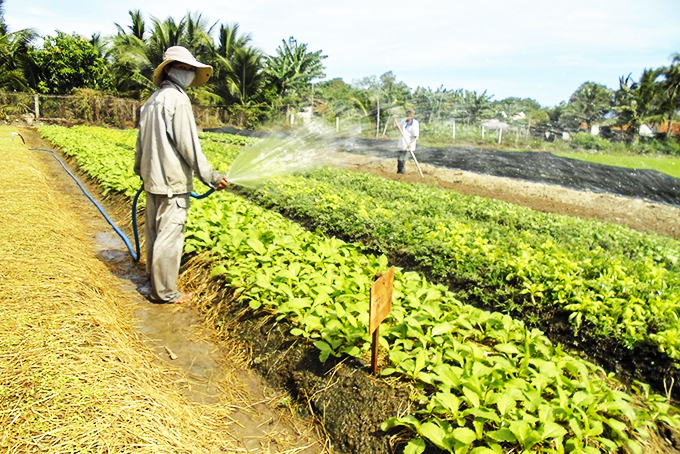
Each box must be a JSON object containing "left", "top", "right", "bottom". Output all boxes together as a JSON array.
[
  {"left": 135, "top": 46, "right": 229, "bottom": 304},
  {"left": 396, "top": 109, "right": 419, "bottom": 174}
]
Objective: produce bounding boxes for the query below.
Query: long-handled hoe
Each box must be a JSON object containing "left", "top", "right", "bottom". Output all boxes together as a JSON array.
[{"left": 392, "top": 116, "right": 424, "bottom": 177}]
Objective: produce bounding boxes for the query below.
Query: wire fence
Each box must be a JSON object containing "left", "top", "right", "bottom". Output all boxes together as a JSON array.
[{"left": 0, "top": 91, "right": 229, "bottom": 129}]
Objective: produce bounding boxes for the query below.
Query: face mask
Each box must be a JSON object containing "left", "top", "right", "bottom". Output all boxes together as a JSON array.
[{"left": 167, "top": 67, "right": 196, "bottom": 88}]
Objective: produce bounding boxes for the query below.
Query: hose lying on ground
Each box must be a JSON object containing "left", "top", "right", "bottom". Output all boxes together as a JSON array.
[{"left": 28, "top": 145, "right": 213, "bottom": 262}]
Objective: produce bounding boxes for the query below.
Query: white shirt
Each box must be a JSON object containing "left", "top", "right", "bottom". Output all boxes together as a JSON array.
[{"left": 397, "top": 118, "right": 419, "bottom": 151}]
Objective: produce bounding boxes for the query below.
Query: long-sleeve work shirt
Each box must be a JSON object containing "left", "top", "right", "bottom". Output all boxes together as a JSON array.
[{"left": 135, "top": 80, "right": 224, "bottom": 196}]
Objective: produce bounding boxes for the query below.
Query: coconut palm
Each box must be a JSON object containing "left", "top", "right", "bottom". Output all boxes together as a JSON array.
[
  {"left": 146, "top": 15, "right": 186, "bottom": 69},
  {"left": 211, "top": 44, "right": 267, "bottom": 126},
  {"left": 0, "top": 0, "right": 37, "bottom": 92},
  {"left": 564, "top": 81, "right": 613, "bottom": 130},
  {"left": 0, "top": 0, "right": 6, "bottom": 36},
  {"left": 216, "top": 23, "right": 251, "bottom": 62},
  {"left": 181, "top": 12, "right": 218, "bottom": 63},
  {"left": 108, "top": 10, "right": 155, "bottom": 97},
  {"left": 211, "top": 22, "right": 253, "bottom": 91},
  {"left": 115, "top": 9, "right": 145, "bottom": 41},
  {"left": 108, "top": 10, "right": 220, "bottom": 100},
  {"left": 89, "top": 32, "right": 110, "bottom": 59},
  {"left": 657, "top": 53, "right": 680, "bottom": 139},
  {"left": 614, "top": 69, "right": 661, "bottom": 143}
]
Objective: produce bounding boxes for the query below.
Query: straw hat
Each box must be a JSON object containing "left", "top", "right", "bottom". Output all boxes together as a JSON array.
[{"left": 152, "top": 46, "right": 213, "bottom": 87}]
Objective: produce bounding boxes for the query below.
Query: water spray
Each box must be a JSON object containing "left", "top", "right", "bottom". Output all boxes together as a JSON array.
[{"left": 224, "top": 120, "right": 343, "bottom": 188}]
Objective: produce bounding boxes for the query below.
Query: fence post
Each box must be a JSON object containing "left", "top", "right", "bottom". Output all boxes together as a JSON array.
[
  {"left": 336, "top": 116, "right": 339, "bottom": 133},
  {"left": 375, "top": 99, "right": 380, "bottom": 139},
  {"left": 34, "top": 94, "right": 40, "bottom": 119},
  {"left": 482, "top": 125, "right": 485, "bottom": 140},
  {"left": 498, "top": 128, "right": 503, "bottom": 144},
  {"left": 452, "top": 120, "right": 456, "bottom": 140}
]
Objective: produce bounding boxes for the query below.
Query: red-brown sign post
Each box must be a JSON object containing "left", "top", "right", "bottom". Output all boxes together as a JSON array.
[{"left": 369, "top": 266, "right": 395, "bottom": 375}]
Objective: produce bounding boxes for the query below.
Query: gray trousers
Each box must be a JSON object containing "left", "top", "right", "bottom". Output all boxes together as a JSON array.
[
  {"left": 145, "top": 192, "right": 190, "bottom": 303},
  {"left": 397, "top": 149, "right": 409, "bottom": 174}
]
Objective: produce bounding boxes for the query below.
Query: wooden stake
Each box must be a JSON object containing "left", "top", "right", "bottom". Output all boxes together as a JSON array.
[{"left": 369, "top": 267, "right": 395, "bottom": 376}]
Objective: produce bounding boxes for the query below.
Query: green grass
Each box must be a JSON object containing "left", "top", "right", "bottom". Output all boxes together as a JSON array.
[{"left": 552, "top": 151, "right": 680, "bottom": 179}]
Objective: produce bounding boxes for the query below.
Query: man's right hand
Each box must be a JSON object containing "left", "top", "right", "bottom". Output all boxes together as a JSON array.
[{"left": 216, "top": 176, "right": 229, "bottom": 191}]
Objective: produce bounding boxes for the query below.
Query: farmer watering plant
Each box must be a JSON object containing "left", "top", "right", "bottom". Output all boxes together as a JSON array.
[
  {"left": 395, "top": 109, "right": 420, "bottom": 174},
  {"left": 135, "top": 46, "right": 229, "bottom": 305}
]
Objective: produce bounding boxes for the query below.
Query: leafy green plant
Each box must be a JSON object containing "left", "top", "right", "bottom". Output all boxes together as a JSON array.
[{"left": 570, "top": 132, "right": 611, "bottom": 151}]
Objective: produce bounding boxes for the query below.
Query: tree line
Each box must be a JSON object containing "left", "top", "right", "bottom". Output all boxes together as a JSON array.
[{"left": 1, "top": 2, "right": 678, "bottom": 141}]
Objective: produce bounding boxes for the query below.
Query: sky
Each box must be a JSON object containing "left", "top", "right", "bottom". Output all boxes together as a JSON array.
[{"left": 4, "top": 0, "right": 680, "bottom": 108}]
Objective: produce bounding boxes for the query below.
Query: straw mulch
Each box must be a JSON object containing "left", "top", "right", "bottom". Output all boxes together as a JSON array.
[{"left": 0, "top": 130, "right": 244, "bottom": 453}]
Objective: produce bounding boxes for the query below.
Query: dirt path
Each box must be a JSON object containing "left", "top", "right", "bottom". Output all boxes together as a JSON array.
[
  {"left": 332, "top": 152, "right": 680, "bottom": 239},
  {"left": 9, "top": 126, "right": 329, "bottom": 453}
]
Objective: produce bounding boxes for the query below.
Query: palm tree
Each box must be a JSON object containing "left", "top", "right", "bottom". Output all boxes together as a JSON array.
[
  {"left": 181, "top": 12, "right": 218, "bottom": 63},
  {"left": 147, "top": 15, "right": 186, "bottom": 68},
  {"left": 109, "top": 10, "right": 220, "bottom": 100},
  {"left": 0, "top": 0, "right": 6, "bottom": 36},
  {"left": 89, "top": 32, "right": 108, "bottom": 58},
  {"left": 614, "top": 70, "right": 661, "bottom": 143},
  {"left": 220, "top": 46, "right": 268, "bottom": 126},
  {"left": 0, "top": 0, "right": 37, "bottom": 92},
  {"left": 115, "top": 9, "right": 145, "bottom": 41},
  {"left": 211, "top": 22, "right": 253, "bottom": 92},
  {"left": 564, "top": 81, "right": 613, "bottom": 130},
  {"left": 216, "top": 23, "right": 251, "bottom": 62},
  {"left": 108, "top": 10, "right": 155, "bottom": 97},
  {"left": 658, "top": 53, "right": 680, "bottom": 139}
]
